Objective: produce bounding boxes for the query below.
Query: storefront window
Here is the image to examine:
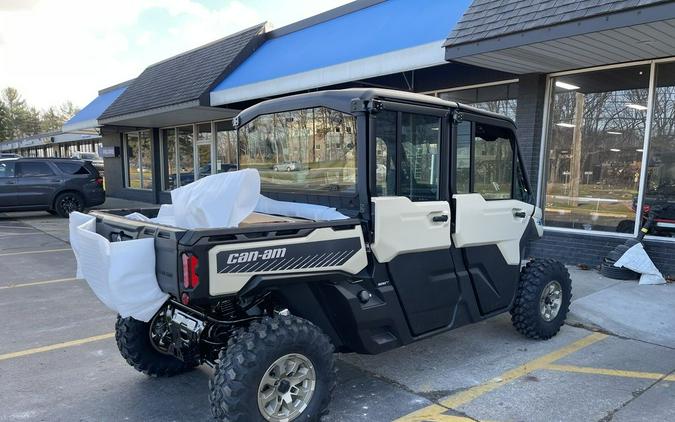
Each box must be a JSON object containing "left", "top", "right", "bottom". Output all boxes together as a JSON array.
[
  {"left": 239, "top": 107, "right": 356, "bottom": 192},
  {"left": 644, "top": 62, "right": 675, "bottom": 237},
  {"left": 216, "top": 120, "right": 236, "bottom": 173},
  {"left": 543, "top": 65, "right": 649, "bottom": 232},
  {"left": 177, "top": 125, "right": 194, "bottom": 187},
  {"left": 162, "top": 128, "right": 177, "bottom": 190},
  {"left": 125, "top": 130, "right": 152, "bottom": 189},
  {"left": 439, "top": 82, "right": 518, "bottom": 122},
  {"left": 197, "top": 123, "right": 212, "bottom": 179}
]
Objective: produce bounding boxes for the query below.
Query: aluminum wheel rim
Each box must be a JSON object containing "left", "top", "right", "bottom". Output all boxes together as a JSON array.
[
  {"left": 540, "top": 280, "right": 563, "bottom": 322},
  {"left": 257, "top": 353, "right": 316, "bottom": 422}
]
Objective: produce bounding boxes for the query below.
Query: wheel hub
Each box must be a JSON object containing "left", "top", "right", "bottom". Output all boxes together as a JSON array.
[
  {"left": 257, "top": 353, "right": 316, "bottom": 422},
  {"left": 539, "top": 280, "right": 563, "bottom": 322}
]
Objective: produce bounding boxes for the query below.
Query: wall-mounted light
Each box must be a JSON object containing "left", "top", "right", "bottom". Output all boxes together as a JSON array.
[
  {"left": 556, "top": 123, "right": 576, "bottom": 128},
  {"left": 626, "top": 103, "right": 648, "bottom": 111},
  {"left": 555, "top": 81, "right": 580, "bottom": 90}
]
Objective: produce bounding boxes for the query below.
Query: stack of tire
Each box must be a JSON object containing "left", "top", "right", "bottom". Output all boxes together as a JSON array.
[{"left": 600, "top": 239, "right": 640, "bottom": 280}]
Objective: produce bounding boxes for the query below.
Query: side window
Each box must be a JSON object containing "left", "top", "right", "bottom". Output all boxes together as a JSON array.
[
  {"left": 16, "top": 162, "right": 55, "bottom": 177},
  {"left": 514, "top": 155, "right": 532, "bottom": 203},
  {"left": 455, "top": 121, "right": 471, "bottom": 194},
  {"left": 0, "top": 161, "right": 15, "bottom": 178},
  {"left": 55, "top": 162, "right": 90, "bottom": 175},
  {"left": 374, "top": 111, "right": 397, "bottom": 196},
  {"left": 399, "top": 112, "right": 441, "bottom": 201},
  {"left": 472, "top": 123, "right": 514, "bottom": 200}
]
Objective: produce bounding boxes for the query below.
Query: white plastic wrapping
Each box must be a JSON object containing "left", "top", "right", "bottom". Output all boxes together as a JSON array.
[
  {"left": 255, "top": 195, "right": 348, "bottom": 221},
  {"left": 170, "top": 169, "right": 260, "bottom": 229},
  {"left": 69, "top": 212, "right": 169, "bottom": 321},
  {"left": 613, "top": 243, "right": 666, "bottom": 285}
]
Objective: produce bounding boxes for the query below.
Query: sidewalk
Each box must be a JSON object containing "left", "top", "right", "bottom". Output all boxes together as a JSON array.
[{"left": 568, "top": 266, "right": 675, "bottom": 348}]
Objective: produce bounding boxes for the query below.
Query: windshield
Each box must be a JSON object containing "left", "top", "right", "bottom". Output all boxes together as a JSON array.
[{"left": 238, "top": 107, "right": 357, "bottom": 192}]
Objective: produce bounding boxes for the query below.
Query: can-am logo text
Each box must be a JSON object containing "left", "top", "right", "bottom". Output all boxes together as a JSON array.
[{"left": 226, "top": 248, "right": 287, "bottom": 264}]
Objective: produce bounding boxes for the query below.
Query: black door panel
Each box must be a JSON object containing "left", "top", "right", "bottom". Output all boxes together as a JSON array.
[
  {"left": 386, "top": 249, "right": 460, "bottom": 336},
  {"left": 15, "top": 161, "right": 60, "bottom": 207},
  {"left": 0, "top": 160, "right": 17, "bottom": 208},
  {"left": 462, "top": 245, "right": 520, "bottom": 315}
]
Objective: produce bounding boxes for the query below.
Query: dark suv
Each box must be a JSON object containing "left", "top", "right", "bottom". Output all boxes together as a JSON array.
[{"left": 0, "top": 158, "right": 105, "bottom": 217}]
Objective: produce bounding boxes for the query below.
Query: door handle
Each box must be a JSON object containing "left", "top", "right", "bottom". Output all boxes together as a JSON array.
[
  {"left": 432, "top": 214, "right": 449, "bottom": 223},
  {"left": 513, "top": 209, "right": 527, "bottom": 218},
  {"left": 6, "top": 180, "right": 16, "bottom": 184}
]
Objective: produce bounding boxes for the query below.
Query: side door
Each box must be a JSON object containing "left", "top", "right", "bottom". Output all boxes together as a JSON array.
[
  {"left": 15, "top": 160, "right": 62, "bottom": 207},
  {"left": 369, "top": 105, "right": 460, "bottom": 336},
  {"left": 0, "top": 160, "right": 18, "bottom": 209},
  {"left": 452, "top": 115, "right": 534, "bottom": 315}
]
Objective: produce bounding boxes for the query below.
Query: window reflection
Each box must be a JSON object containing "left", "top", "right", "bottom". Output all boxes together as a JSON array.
[
  {"left": 125, "top": 130, "right": 152, "bottom": 190},
  {"left": 439, "top": 82, "right": 518, "bottom": 122},
  {"left": 544, "top": 65, "right": 649, "bottom": 232},
  {"left": 238, "top": 107, "right": 356, "bottom": 192},
  {"left": 645, "top": 62, "right": 675, "bottom": 237},
  {"left": 197, "top": 123, "right": 211, "bottom": 179},
  {"left": 216, "top": 120, "right": 237, "bottom": 173}
]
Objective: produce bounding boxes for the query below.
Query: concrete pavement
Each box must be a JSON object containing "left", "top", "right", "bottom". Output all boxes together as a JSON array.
[{"left": 0, "top": 212, "right": 674, "bottom": 421}]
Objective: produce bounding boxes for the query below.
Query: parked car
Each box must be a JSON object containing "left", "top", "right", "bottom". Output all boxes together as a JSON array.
[
  {"left": 0, "top": 153, "right": 21, "bottom": 158},
  {"left": 71, "top": 151, "right": 104, "bottom": 172},
  {"left": 273, "top": 160, "right": 302, "bottom": 171},
  {"left": 0, "top": 157, "right": 105, "bottom": 217}
]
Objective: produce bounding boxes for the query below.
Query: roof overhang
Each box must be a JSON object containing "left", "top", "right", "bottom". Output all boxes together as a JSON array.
[
  {"left": 445, "top": 2, "right": 675, "bottom": 74},
  {"left": 62, "top": 82, "right": 131, "bottom": 132},
  {"left": 211, "top": 40, "right": 447, "bottom": 106},
  {"left": 98, "top": 101, "right": 239, "bottom": 128}
]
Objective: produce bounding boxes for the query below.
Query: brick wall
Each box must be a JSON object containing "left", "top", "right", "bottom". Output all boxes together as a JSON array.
[{"left": 515, "top": 73, "right": 547, "bottom": 196}]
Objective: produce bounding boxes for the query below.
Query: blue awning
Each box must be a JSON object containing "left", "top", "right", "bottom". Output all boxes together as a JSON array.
[
  {"left": 210, "top": 0, "right": 471, "bottom": 106},
  {"left": 63, "top": 85, "right": 128, "bottom": 132}
]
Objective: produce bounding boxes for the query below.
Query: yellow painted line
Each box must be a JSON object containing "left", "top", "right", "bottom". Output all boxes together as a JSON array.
[
  {"left": 0, "top": 277, "right": 78, "bottom": 290},
  {"left": 545, "top": 363, "right": 675, "bottom": 382},
  {"left": 0, "top": 247, "right": 71, "bottom": 257},
  {"left": 0, "top": 333, "right": 115, "bottom": 362},
  {"left": 438, "top": 333, "right": 607, "bottom": 409},
  {"left": 394, "top": 404, "right": 480, "bottom": 421}
]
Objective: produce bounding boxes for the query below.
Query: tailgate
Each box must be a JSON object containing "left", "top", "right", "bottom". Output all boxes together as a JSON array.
[{"left": 89, "top": 209, "right": 186, "bottom": 297}]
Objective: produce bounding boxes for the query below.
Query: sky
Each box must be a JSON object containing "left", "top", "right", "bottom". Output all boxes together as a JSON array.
[{"left": 0, "top": 0, "right": 351, "bottom": 110}]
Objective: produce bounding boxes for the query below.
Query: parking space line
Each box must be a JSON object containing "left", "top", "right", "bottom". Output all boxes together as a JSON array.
[
  {"left": 0, "top": 248, "right": 71, "bottom": 257},
  {"left": 0, "top": 225, "right": 36, "bottom": 230},
  {"left": 545, "top": 363, "right": 675, "bottom": 382},
  {"left": 0, "top": 333, "right": 115, "bottom": 362},
  {"left": 0, "top": 232, "right": 48, "bottom": 237},
  {"left": 0, "top": 277, "right": 78, "bottom": 290},
  {"left": 394, "top": 404, "right": 479, "bottom": 421},
  {"left": 438, "top": 332, "right": 607, "bottom": 409}
]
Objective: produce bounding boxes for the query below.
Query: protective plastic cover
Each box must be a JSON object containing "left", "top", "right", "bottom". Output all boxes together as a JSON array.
[
  {"left": 613, "top": 243, "right": 666, "bottom": 285},
  {"left": 69, "top": 212, "right": 169, "bottom": 321}
]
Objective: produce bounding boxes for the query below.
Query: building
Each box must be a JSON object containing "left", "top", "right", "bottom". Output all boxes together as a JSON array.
[{"left": 41, "top": 0, "right": 675, "bottom": 274}]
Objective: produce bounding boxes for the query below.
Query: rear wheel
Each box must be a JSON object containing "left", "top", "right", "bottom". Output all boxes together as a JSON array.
[
  {"left": 209, "top": 315, "right": 335, "bottom": 422},
  {"left": 115, "top": 314, "right": 198, "bottom": 377},
  {"left": 511, "top": 259, "right": 572, "bottom": 340},
  {"left": 54, "top": 191, "right": 84, "bottom": 217}
]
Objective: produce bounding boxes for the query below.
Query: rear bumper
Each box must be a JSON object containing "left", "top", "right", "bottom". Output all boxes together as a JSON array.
[{"left": 85, "top": 190, "right": 106, "bottom": 207}]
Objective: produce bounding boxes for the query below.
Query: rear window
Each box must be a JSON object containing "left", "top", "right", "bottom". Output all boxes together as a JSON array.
[
  {"left": 55, "top": 161, "right": 91, "bottom": 175},
  {"left": 238, "top": 107, "right": 357, "bottom": 193},
  {"left": 16, "top": 161, "right": 55, "bottom": 177}
]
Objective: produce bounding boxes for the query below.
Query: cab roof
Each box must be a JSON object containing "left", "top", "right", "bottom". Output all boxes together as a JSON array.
[{"left": 235, "top": 88, "right": 515, "bottom": 127}]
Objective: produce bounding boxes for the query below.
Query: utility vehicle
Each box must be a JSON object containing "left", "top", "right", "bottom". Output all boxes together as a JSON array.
[{"left": 91, "top": 89, "right": 571, "bottom": 422}]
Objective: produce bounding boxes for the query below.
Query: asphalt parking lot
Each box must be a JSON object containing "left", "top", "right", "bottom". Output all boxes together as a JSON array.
[{"left": 1, "top": 210, "right": 674, "bottom": 422}]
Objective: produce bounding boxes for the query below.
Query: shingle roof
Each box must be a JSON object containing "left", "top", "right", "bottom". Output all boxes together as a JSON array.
[
  {"left": 99, "top": 23, "right": 266, "bottom": 121},
  {"left": 444, "top": 0, "right": 669, "bottom": 47}
]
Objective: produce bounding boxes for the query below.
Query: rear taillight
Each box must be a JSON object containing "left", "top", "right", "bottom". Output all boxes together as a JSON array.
[
  {"left": 95, "top": 177, "right": 103, "bottom": 186},
  {"left": 182, "top": 253, "right": 200, "bottom": 289}
]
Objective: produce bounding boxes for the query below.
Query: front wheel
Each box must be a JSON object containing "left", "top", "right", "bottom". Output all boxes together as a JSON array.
[
  {"left": 510, "top": 259, "right": 572, "bottom": 340},
  {"left": 210, "top": 315, "right": 335, "bottom": 422}
]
